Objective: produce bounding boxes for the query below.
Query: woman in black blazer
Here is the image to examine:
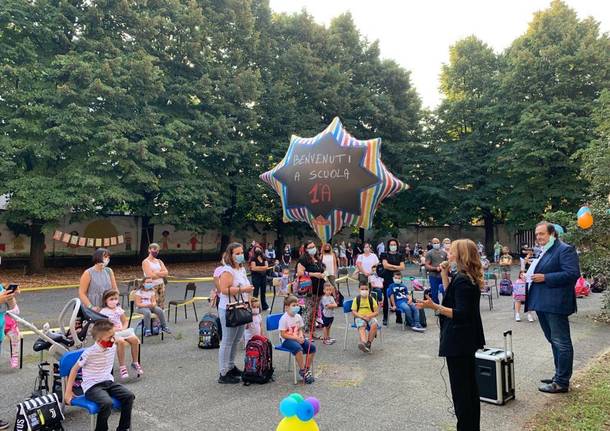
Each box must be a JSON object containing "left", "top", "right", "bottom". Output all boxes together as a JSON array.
[{"left": 418, "top": 239, "right": 486, "bottom": 431}]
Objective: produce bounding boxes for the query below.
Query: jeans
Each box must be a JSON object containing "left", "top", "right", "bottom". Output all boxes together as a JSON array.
[
  {"left": 429, "top": 275, "right": 443, "bottom": 304},
  {"left": 396, "top": 301, "right": 420, "bottom": 327},
  {"left": 85, "top": 381, "right": 135, "bottom": 431},
  {"left": 281, "top": 339, "right": 316, "bottom": 355},
  {"left": 218, "top": 307, "right": 245, "bottom": 376},
  {"left": 252, "top": 277, "right": 269, "bottom": 310},
  {"left": 537, "top": 311, "right": 573, "bottom": 387},
  {"left": 135, "top": 306, "right": 166, "bottom": 331}
]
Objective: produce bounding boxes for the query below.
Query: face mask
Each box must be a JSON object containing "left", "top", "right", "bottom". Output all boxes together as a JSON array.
[
  {"left": 393, "top": 278, "right": 401, "bottom": 284},
  {"left": 144, "top": 283, "right": 154, "bottom": 290},
  {"left": 364, "top": 247, "right": 370, "bottom": 253},
  {"left": 289, "top": 305, "right": 300, "bottom": 315},
  {"left": 107, "top": 299, "right": 119, "bottom": 308},
  {"left": 432, "top": 244, "right": 440, "bottom": 250},
  {"left": 307, "top": 247, "right": 317, "bottom": 256},
  {"left": 99, "top": 338, "right": 114, "bottom": 349},
  {"left": 102, "top": 257, "right": 110, "bottom": 267},
  {"left": 150, "top": 250, "right": 159, "bottom": 258},
  {"left": 235, "top": 254, "right": 245, "bottom": 264},
  {"left": 389, "top": 245, "right": 397, "bottom": 252},
  {"left": 543, "top": 236, "right": 556, "bottom": 252},
  {"left": 360, "top": 289, "right": 369, "bottom": 298},
  {"left": 252, "top": 307, "right": 260, "bottom": 315}
]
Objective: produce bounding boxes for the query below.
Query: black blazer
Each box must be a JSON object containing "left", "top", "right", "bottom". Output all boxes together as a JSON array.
[{"left": 439, "top": 273, "right": 486, "bottom": 357}]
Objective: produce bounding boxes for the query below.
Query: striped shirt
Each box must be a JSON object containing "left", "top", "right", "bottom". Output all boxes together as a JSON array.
[{"left": 78, "top": 342, "right": 116, "bottom": 393}]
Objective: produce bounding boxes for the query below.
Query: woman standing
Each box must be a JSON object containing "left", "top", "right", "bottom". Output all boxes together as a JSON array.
[
  {"left": 380, "top": 238, "right": 405, "bottom": 326},
  {"left": 79, "top": 248, "right": 118, "bottom": 311},
  {"left": 296, "top": 240, "right": 325, "bottom": 338},
  {"left": 217, "top": 243, "right": 254, "bottom": 384},
  {"left": 321, "top": 243, "right": 339, "bottom": 287},
  {"left": 338, "top": 241, "right": 347, "bottom": 267},
  {"left": 417, "top": 239, "right": 485, "bottom": 431},
  {"left": 355, "top": 242, "right": 379, "bottom": 286},
  {"left": 346, "top": 243, "right": 354, "bottom": 267},
  {"left": 249, "top": 244, "right": 270, "bottom": 311},
  {"left": 142, "top": 243, "right": 169, "bottom": 309},
  {"left": 281, "top": 244, "right": 292, "bottom": 268}
]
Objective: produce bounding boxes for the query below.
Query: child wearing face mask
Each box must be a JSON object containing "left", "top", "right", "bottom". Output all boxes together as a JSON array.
[
  {"left": 351, "top": 283, "right": 380, "bottom": 353},
  {"left": 64, "top": 319, "right": 135, "bottom": 431},
  {"left": 244, "top": 297, "right": 264, "bottom": 345},
  {"left": 134, "top": 277, "right": 171, "bottom": 336},
  {"left": 278, "top": 295, "right": 316, "bottom": 384},
  {"left": 100, "top": 290, "right": 143, "bottom": 379},
  {"left": 388, "top": 272, "right": 425, "bottom": 332},
  {"left": 279, "top": 267, "right": 291, "bottom": 296}
]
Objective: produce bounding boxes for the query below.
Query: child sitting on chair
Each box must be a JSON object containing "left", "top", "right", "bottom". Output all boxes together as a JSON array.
[
  {"left": 134, "top": 277, "right": 171, "bottom": 336},
  {"left": 320, "top": 282, "right": 337, "bottom": 345},
  {"left": 244, "top": 297, "right": 264, "bottom": 345},
  {"left": 279, "top": 295, "right": 316, "bottom": 384},
  {"left": 389, "top": 272, "right": 425, "bottom": 332},
  {"left": 352, "top": 283, "right": 380, "bottom": 353},
  {"left": 65, "top": 319, "right": 135, "bottom": 431},
  {"left": 100, "top": 290, "right": 143, "bottom": 379}
]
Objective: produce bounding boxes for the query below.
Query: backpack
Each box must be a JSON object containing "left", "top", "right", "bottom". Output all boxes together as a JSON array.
[
  {"left": 242, "top": 335, "right": 274, "bottom": 385},
  {"left": 198, "top": 313, "right": 221, "bottom": 349},
  {"left": 575, "top": 277, "right": 590, "bottom": 298},
  {"left": 499, "top": 279, "right": 513, "bottom": 296},
  {"left": 15, "top": 394, "right": 65, "bottom": 431},
  {"left": 591, "top": 275, "right": 607, "bottom": 293},
  {"left": 412, "top": 279, "right": 424, "bottom": 291},
  {"left": 355, "top": 295, "right": 375, "bottom": 312}
]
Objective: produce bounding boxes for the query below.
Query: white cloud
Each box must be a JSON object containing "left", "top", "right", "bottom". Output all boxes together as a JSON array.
[{"left": 269, "top": 0, "right": 610, "bottom": 108}]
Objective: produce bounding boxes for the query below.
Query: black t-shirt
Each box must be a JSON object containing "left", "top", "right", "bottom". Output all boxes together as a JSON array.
[
  {"left": 380, "top": 252, "right": 404, "bottom": 284},
  {"left": 250, "top": 255, "right": 268, "bottom": 282},
  {"left": 297, "top": 254, "right": 324, "bottom": 296}
]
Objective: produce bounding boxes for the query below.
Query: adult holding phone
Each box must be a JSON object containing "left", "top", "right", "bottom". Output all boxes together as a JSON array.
[
  {"left": 217, "top": 242, "right": 254, "bottom": 384},
  {"left": 418, "top": 239, "right": 485, "bottom": 431}
]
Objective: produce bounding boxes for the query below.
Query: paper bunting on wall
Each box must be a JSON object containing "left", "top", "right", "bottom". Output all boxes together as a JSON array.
[
  {"left": 52, "top": 231, "right": 124, "bottom": 248},
  {"left": 260, "top": 117, "right": 408, "bottom": 243}
]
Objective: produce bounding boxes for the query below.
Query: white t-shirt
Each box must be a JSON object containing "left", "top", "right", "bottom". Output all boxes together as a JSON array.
[
  {"left": 322, "top": 253, "right": 336, "bottom": 276},
  {"left": 320, "top": 295, "right": 336, "bottom": 318},
  {"left": 356, "top": 253, "right": 379, "bottom": 275},
  {"left": 218, "top": 265, "right": 251, "bottom": 310},
  {"left": 278, "top": 312, "right": 304, "bottom": 343},
  {"left": 135, "top": 289, "right": 155, "bottom": 306},
  {"left": 99, "top": 307, "right": 125, "bottom": 330},
  {"left": 78, "top": 343, "right": 116, "bottom": 393}
]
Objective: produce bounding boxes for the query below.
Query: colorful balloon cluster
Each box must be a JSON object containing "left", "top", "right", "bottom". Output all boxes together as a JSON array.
[
  {"left": 276, "top": 393, "right": 320, "bottom": 431},
  {"left": 577, "top": 206, "right": 593, "bottom": 229}
]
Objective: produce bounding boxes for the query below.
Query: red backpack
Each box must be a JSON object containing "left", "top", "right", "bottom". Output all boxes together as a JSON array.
[{"left": 242, "top": 335, "right": 274, "bottom": 385}]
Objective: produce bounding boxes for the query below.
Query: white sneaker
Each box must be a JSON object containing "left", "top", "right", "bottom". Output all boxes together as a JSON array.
[
  {"left": 527, "top": 313, "right": 535, "bottom": 322},
  {"left": 515, "top": 313, "right": 521, "bottom": 322}
]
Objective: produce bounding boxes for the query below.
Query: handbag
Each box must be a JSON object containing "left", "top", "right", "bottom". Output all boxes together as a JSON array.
[
  {"left": 15, "top": 393, "right": 65, "bottom": 431},
  {"left": 225, "top": 292, "right": 253, "bottom": 328},
  {"left": 293, "top": 275, "right": 313, "bottom": 296}
]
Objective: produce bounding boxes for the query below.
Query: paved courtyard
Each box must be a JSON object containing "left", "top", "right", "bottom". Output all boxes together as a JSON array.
[{"left": 1, "top": 273, "right": 609, "bottom": 430}]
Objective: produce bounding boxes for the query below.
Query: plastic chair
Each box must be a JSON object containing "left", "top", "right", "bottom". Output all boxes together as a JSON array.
[
  {"left": 59, "top": 349, "right": 121, "bottom": 431},
  {"left": 168, "top": 282, "right": 198, "bottom": 323},
  {"left": 342, "top": 299, "right": 383, "bottom": 351},
  {"left": 265, "top": 313, "right": 314, "bottom": 384},
  {"left": 128, "top": 291, "right": 164, "bottom": 344}
]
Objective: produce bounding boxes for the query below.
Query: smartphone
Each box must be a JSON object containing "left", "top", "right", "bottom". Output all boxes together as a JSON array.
[{"left": 7, "top": 284, "right": 18, "bottom": 293}]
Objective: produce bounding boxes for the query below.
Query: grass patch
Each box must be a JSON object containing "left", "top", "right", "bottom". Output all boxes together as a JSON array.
[{"left": 525, "top": 349, "right": 610, "bottom": 431}]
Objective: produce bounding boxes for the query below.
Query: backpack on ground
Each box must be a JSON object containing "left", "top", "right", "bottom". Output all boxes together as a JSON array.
[
  {"left": 198, "top": 313, "right": 221, "bottom": 349},
  {"left": 242, "top": 335, "right": 274, "bottom": 385},
  {"left": 15, "top": 393, "right": 65, "bottom": 431},
  {"left": 499, "top": 278, "right": 513, "bottom": 296}
]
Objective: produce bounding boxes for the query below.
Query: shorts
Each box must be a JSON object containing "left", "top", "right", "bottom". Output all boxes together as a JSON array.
[
  {"left": 281, "top": 339, "right": 317, "bottom": 355},
  {"left": 355, "top": 318, "right": 379, "bottom": 330},
  {"left": 321, "top": 316, "right": 334, "bottom": 327},
  {"left": 115, "top": 328, "right": 137, "bottom": 339}
]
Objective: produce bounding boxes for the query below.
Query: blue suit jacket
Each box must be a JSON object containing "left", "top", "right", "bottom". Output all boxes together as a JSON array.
[{"left": 526, "top": 240, "right": 580, "bottom": 315}]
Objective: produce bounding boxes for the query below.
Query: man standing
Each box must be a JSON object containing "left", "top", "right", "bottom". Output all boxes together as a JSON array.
[
  {"left": 526, "top": 222, "right": 580, "bottom": 393},
  {"left": 425, "top": 238, "right": 447, "bottom": 304}
]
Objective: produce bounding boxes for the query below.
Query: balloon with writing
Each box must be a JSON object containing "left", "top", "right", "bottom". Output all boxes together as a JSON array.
[{"left": 260, "top": 117, "right": 408, "bottom": 243}]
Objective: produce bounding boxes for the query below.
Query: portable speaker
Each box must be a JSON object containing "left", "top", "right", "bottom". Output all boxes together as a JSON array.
[{"left": 475, "top": 330, "right": 515, "bottom": 405}]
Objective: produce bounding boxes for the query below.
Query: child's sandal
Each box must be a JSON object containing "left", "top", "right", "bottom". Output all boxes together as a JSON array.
[{"left": 119, "top": 366, "right": 129, "bottom": 380}]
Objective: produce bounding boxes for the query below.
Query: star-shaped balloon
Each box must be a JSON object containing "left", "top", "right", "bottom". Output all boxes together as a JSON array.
[{"left": 260, "top": 117, "right": 408, "bottom": 243}]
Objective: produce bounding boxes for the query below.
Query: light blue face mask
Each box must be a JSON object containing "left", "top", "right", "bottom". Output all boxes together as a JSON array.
[
  {"left": 543, "top": 235, "right": 556, "bottom": 252},
  {"left": 289, "top": 306, "right": 300, "bottom": 315},
  {"left": 235, "top": 254, "right": 245, "bottom": 264},
  {"left": 144, "top": 283, "right": 154, "bottom": 290}
]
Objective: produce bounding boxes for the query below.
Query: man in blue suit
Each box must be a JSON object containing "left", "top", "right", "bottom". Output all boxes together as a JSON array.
[{"left": 526, "top": 222, "right": 580, "bottom": 393}]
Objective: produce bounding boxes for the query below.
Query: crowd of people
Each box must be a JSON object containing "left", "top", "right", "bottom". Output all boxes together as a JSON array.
[{"left": 0, "top": 223, "right": 585, "bottom": 431}]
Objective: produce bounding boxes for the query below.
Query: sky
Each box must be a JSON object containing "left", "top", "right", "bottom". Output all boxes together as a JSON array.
[{"left": 268, "top": 0, "right": 610, "bottom": 109}]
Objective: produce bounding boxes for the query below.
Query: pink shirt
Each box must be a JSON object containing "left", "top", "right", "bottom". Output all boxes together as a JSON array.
[{"left": 99, "top": 307, "right": 125, "bottom": 330}]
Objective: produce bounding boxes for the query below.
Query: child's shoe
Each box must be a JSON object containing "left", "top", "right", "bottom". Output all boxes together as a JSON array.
[
  {"left": 144, "top": 329, "right": 153, "bottom": 337},
  {"left": 119, "top": 366, "right": 129, "bottom": 380},
  {"left": 9, "top": 356, "right": 19, "bottom": 369},
  {"left": 131, "top": 362, "right": 143, "bottom": 377},
  {"left": 365, "top": 341, "right": 372, "bottom": 353},
  {"left": 299, "top": 368, "right": 315, "bottom": 384},
  {"left": 161, "top": 326, "right": 172, "bottom": 334},
  {"left": 515, "top": 313, "right": 521, "bottom": 322},
  {"left": 358, "top": 342, "right": 368, "bottom": 353}
]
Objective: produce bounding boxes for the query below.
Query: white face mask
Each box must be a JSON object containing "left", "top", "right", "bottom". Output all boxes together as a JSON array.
[
  {"left": 307, "top": 247, "right": 317, "bottom": 256},
  {"left": 432, "top": 244, "right": 441, "bottom": 250},
  {"left": 102, "top": 257, "right": 110, "bottom": 267},
  {"left": 389, "top": 245, "right": 397, "bottom": 252},
  {"left": 393, "top": 278, "right": 401, "bottom": 284},
  {"left": 360, "top": 289, "right": 369, "bottom": 298}
]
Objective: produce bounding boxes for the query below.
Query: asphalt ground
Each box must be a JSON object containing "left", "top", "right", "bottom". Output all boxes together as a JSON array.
[{"left": 1, "top": 268, "right": 609, "bottom": 431}]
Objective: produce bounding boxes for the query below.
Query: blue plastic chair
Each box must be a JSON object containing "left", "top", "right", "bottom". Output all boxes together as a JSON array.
[
  {"left": 342, "top": 299, "right": 383, "bottom": 351},
  {"left": 59, "top": 349, "right": 121, "bottom": 431},
  {"left": 266, "top": 313, "right": 315, "bottom": 384}
]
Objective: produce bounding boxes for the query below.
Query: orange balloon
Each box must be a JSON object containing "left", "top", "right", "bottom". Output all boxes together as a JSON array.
[{"left": 577, "top": 212, "right": 593, "bottom": 229}]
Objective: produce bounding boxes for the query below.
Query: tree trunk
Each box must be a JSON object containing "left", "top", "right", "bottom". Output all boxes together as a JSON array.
[
  {"left": 218, "top": 184, "right": 238, "bottom": 258},
  {"left": 482, "top": 209, "right": 494, "bottom": 256},
  {"left": 28, "top": 222, "right": 45, "bottom": 275},
  {"left": 139, "top": 215, "right": 154, "bottom": 259}
]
